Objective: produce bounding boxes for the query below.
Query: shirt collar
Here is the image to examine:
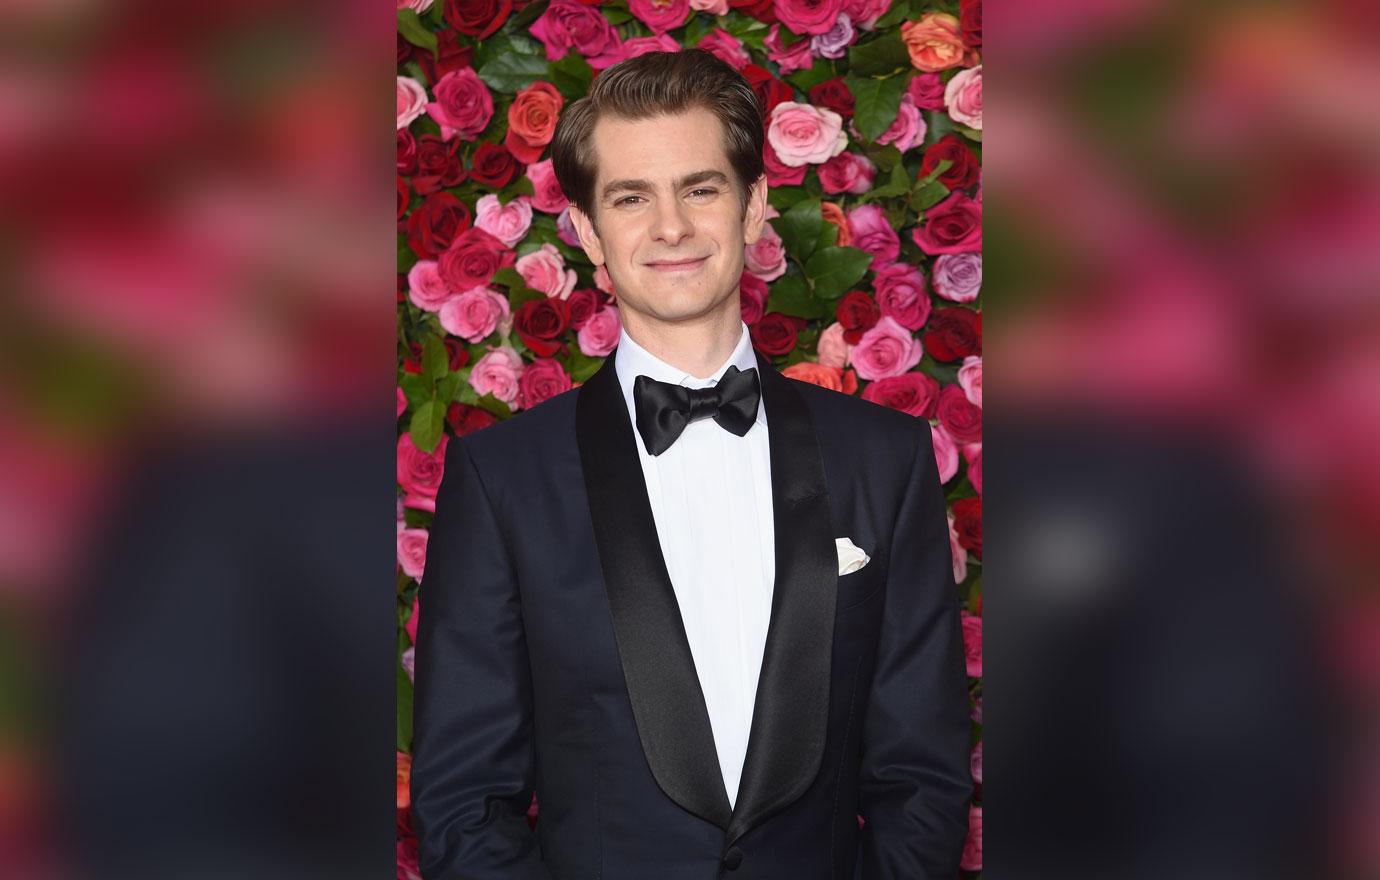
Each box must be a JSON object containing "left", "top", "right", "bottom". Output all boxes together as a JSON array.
[{"left": 614, "top": 319, "right": 767, "bottom": 429}]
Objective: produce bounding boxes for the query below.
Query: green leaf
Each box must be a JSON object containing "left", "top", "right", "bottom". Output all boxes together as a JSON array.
[
  {"left": 436, "top": 372, "right": 463, "bottom": 404},
  {"left": 804, "top": 246, "right": 872, "bottom": 300},
  {"left": 872, "top": 0, "right": 916, "bottom": 29},
  {"left": 766, "top": 274, "right": 829, "bottom": 319},
  {"left": 562, "top": 348, "right": 603, "bottom": 383},
  {"left": 550, "top": 51, "right": 593, "bottom": 100},
  {"left": 814, "top": 219, "right": 839, "bottom": 253},
  {"left": 916, "top": 157, "right": 953, "bottom": 187},
  {"left": 409, "top": 396, "right": 445, "bottom": 452},
  {"left": 684, "top": 13, "right": 716, "bottom": 47},
  {"left": 398, "top": 237, "right": 418, "bottom": 275},
  {"left": 507, "top": 284, "right": 548, "bottom": 308},
  {"left": 422, "top": 336, "right": 449, "bottom": 384},
  {"left": 868, "top": 144, "right": 904, "bottom": 173},
  {"left": 770, "top": 197, "right": 825, "bottom": 263},
  {"left": 399, "top": 373, "right": 430, "bottom": 409},
  {"left": 508, "top": 0, "right": 549, "bottom": 31},
  {"left": 863, "top": 162, "right": 912, "bottom": 202},
  {"left": 767, "top": 185, "right": 808, "bottom": 213},
  {"left": 477, "top": 52, "right": 551, "bottom": 94},
  {"left": 397, "top": 10, "right": 437, "bottom": 57},
  {"left": 601, "top": 8, "right": 633, "bottom": 25},
  {"left": 848, "top": 74, "right": 907, "bottom": 143},
  {"left": 849, "top": 31, "right": 910, "bottom": 77},
  {"left": 475, "top": 393, "right": 514, "bottom": 419},
  {"left": 492, "top": 267, "right": 526, "bottom": 288},
  {"left": 786, "top": 59, "right": 837, "bottom": 94},
  {"left": 955, "top": 125, "right": 981, "bottom": 142},
  {"left": 909, "top": 178, "right": 950, "bottom": 212}
]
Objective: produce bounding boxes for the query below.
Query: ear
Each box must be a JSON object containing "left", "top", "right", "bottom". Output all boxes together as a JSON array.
[
  {"left": 741, "top": 173, "right": 770, "bottom": 247},
  {"left": 567, "top": 203, "right": 605, "bottom": 267}
]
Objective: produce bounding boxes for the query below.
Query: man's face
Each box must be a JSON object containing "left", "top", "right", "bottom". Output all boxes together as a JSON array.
[{"left": 568, "top": 107, "right": 768, "bottom": 328}]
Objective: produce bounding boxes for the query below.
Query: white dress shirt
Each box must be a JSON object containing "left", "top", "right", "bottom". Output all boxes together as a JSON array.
[{"left": 613, "top": 320, "right": 775, "bottom": 808}]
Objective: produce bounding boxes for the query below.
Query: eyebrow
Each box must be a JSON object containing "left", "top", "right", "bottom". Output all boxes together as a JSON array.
[{"left": 600, "top": 169, "right": 731, "bottom": 202}]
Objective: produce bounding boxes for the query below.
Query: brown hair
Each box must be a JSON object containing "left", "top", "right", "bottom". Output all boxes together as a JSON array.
[{"left": 549, "top": 48, "right": 765, "bottom": 235}]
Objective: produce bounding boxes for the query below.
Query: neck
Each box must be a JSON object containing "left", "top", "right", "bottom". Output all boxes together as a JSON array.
[{"left": 620, "top": 300, "right": 744, "bottom": 381}]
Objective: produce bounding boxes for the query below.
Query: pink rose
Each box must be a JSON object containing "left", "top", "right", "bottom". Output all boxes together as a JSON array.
[
  {"left": 407, "top": 259, "right": 457, "bottom": 313},
  {"left": 618, "top": 34, "right": 680, "bottom": 62},
  {"left": 468, "top": 347, "right": 524, "bottom": 408},
  {"left": 426, "top": 67, "right": 493, "bottom": 141},
  {"left": 907, "top": 71, "right": 947, "bottom": 111},
  {"left": 530, "top": 0, "right": 619, "bottom": 61},
  {"left": 405, "top": 597, "right": 420, "bottom": 643},
  {"left": 874, "top": 96, "right": 925, "bottom": 153},
  {"left": 525, "top": 159, "right": 569, "bottom": 214},
  {"left": 397, "top": 387, "right": 407, "bottom": 419},
  {"left": 931, "top": 252, "right": 981, "bottom": 302},
  {"left": 971, "top": 741, "right": 982, "bottom": 786},
  {"left": 944, "top": 65, "right": 982, "bottom": 130},
  {"left": 397, "top": 432, "right": 448, "bottom": 512},
  {"left": 817, "top": 151, "right": 876, "bottom": 195},
  {"left": 593, "top": 265, "right": 615, "bottom": 296},
  {"left": 401, "top": 646, "right": 416, "bottom": 682},
  {"left": 958, "top": 355, "right": 981, "bottom": 407},
  {"left": 744, "top": 208, "right": 786, "bottom": 281},
  {"left": 398, "top": 0, "right": 434, "bottom": 10},
  {"left": 871, "top": 262, "right": 931, "bottom": 330},
  {"left": 964, "top": 442, "right": 981, "bottom": 494},
  {"left": 931, "top": 421, "right": 959, "bottom": 483},
  {"left": 849, "top": 316, "right": 922, "bottom": 380},
  {"left": 556, "top": 207, "right": 581, "bottom": 247},
  {"left": 810, "top": 13, "right": 855, "bottom": 60},
  {"left": 474, "top": 194, "right": 534, "bottom": 249},
  {"left": 764, "top": 24, "right": 816, "bottom": 74},
  {"left": 961, "top": 611, "right": 982, "bottom": 677},
  {"left": 764, "top": 138, "right": 807, "bottom": 187},
  {"left": 697, "top": 27, "right": 750, "bottom": 70},
  {"left": 739, "top": 271, "right": 768, "bottom": 326},
  {"left": 911, "top": 192, "right": 981, "bottom": 255},
  {"left": 816, "top": 321, "right": 852, "bottom": 368},
  {"left": 843, "top": 0, "right": 891, "bottom": 30},
  {"left": 397, "top": 528, "right": 429, "bottom": 580},
  {"left": 517, "top": 243, "right": 577, "bottom": 300},
  {"left": 768, "top": 102, "right": 848, "bottom": 167},
  {"left": 690, "top": 0, "right": 728, "bottom": 12},
  {"left": 577, "top": 304, "right": 621, "bottom": 357},
  {"left": 397, "top": 76, "right": 428, "bottom": 130},
  {"left": 519, "top": 357, "right": 573, "bottom": 408},
  {"left": 847, "top": 204, "right": 899, "bottom": 269},
  {"left": 629, "top": 0, "right": 688, "bottom": 34},
  {"left": 960, "top": 805, "right": 982, "bottom": 871},
  {"left": 775, "top": 0, "right": 845, "bottom": 35},
  {"left": 439, "top": 287, "right": 510, "bottom": 343},
  {"left": 948, "top": 512, "right": 968, "bottom": 584}
]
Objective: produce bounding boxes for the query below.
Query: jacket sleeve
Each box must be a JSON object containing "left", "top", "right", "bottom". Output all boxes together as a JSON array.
[
  {"left": 855, "top": 421, "right": 974, "bottom": 879},
  {"left": 410, "top": 436, "right": 553, "bottom": 880}
]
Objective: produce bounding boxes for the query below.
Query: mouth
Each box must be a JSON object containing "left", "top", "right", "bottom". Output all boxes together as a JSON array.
[{"left": 646, "top": 256, "right": 708, "bottom": 272}]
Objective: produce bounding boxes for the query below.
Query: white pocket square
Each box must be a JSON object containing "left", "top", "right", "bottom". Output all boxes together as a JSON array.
[{"left": 835, "top": 537, "right": 871, "bottom": 575}]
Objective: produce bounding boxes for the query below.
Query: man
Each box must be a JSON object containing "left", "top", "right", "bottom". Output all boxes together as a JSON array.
[{"left": 411, "top": 49, "right": 972, "bottom": 880}]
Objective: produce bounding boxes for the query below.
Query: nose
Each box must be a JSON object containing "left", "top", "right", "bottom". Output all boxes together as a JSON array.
[{"left": 650, "top": 195, "right": 694, "bottom": 248}]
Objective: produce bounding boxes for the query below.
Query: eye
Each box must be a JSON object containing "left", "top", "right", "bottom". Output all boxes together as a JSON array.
[
  {"left": 689, "top": 188, "right": 717, "bottom": 198},
  {"left": 614, "top": 195, "right": 643, "bottom": 206}
]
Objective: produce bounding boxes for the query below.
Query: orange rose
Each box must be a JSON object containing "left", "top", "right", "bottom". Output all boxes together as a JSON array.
[
  {"left": 900, "top": 13, "right": 973, "bottom": 72},
  {"left": 397, "top": 751, "right": 412, "bottom": 810},
  {"left": 821, "top": 201, "right": 852, "bottom": 247},
  {"left": 782, "top": 361, "right": 859, "bottom": 394},
  {"left": 505, "top": 81, "right": 564, "bottom": 164}
]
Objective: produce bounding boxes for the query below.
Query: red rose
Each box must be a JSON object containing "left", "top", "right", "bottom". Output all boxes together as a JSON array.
[
  {"left": 518, "top": 357, "right": 573, "bottom": 408},
  {"left": 836, "top": 290, "right": 880, "bottom": 344},
  {"left": 419, "top": 30, "right": 476, "bottom": 86},
  {"left": 729, "top": 0, "right": 778, "bottom": 23},
  {"left": 741, "top": 65, "right": 793, "bottom": 116},
  {"left": 749, "top": 312, "right": 805, "bottom": 356},
  {"left": 446, "top": 402, "right": 498, "bottom": 436},
  {"left": 860, "top": 371, "right": 940, "bottom": 418},
  {"left": 951, "top": 496, "right": 981, "bottom": 558},
  {"left": 912, "top": 192, "right": 981, "bottom": 255},
  {"left": 397, "top": 273, "right": 407, "bottom": 305},
  {"left": 445, "top": 0, "right": 512, "bottom": 39},
  {"left": 397, "top": 176, "right": 409, "bottom": 222},
  {"left": 505, "top": 81, "right": 564, "bottom": 165},
  {"left": 566, "top": 287, "right": 604, "bottom": 329},
  {"left": 443, "top": 337, "right": 471, "bottom": 371},
  {"left": 512, "top": 297, "right": 571, "bottom": 357},
  {"left": 468, "top": 141, "right": 517, "bottom": 189},
  {"left": 763, "top": 139, "right": 806, "bottom": 187},
  {"left": 922, "top": 306, "right": 981, "bottom": 361},
  {"left": 397, "top": 33, "right": 413, "bottom": 65},
  {"left": 397, "top": 129, "right": 418, "bottom": 176},
  {"left": 936, "top": 383, "right": 982, "bottom": 444},
  {"left": 808, "top": 78, "right": 855, "bottom": 118},
  {"left": 739, "top": 271, "right": 769, "bottom": 325},
  {"left": 960, "top": 0, "right": 981, "bottom": 50},
  {"left": 402, "top": 341, "right": 423, "bottom": 375},
  {"left": 406, "top": 192, "right": 471, "bottom": 259},
  {"left": 919, "top": 134, "right": 979, "bottom": 192},
  {"left": 413, "top": 135, "right": 467, "bottom": 196},
  {"left": 437, "top": 226, "right": 514, "bottom": 292}
]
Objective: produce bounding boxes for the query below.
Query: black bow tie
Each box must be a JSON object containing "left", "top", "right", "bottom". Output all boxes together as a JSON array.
[{"left": 633, "top": 365, "right": 761, "bottom": 456}]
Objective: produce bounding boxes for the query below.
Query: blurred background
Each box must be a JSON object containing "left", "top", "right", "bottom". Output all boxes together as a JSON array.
[{"left": 0, "top": 0, "right": 1375, "bottom": 877}]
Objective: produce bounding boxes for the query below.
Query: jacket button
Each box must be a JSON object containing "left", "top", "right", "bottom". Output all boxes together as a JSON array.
[{"left": 722, "top": 846, "right": 743, "bottom": 871}]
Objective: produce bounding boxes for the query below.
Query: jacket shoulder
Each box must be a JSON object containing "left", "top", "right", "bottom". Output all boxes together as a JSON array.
[
  {"left": 787, "top": 378, "right": 929, "bottom": 467},
  {"left": 450, "top": 385, "right": 580, "bottom": 470}
]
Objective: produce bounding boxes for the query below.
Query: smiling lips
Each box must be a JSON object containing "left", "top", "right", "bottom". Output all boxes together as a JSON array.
[{"left": 647, "top": 256, "right": 708, "bottom": 271}]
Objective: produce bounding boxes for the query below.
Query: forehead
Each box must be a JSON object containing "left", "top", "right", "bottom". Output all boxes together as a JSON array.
[{"left": 588, "top": 107, "right": 730, "bottom": 188}]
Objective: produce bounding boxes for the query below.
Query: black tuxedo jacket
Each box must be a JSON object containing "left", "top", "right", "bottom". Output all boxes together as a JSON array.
[{"left": 411, "top": 349, "right": 972, "bottom": 880}]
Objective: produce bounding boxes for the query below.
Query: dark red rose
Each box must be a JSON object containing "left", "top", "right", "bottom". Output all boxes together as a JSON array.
[
  {"left": 397, "top": 273, "right": 407, "bottom": 305},
  {"left": 402, "top": 341, "right": 423, "bottom": 375},
  {"left": 446, "top": 402, "right": 498, "bottom": 436},
  {"left": 445, "top": 0, "right": 512, "bottom": 39},
  {"left": 860, "top": 372, "right": 941, "bottom": 418},
  {"left": 912, "top": 192, "right": 981, "bottom": 255},
  {"left": 566, "top": 287, "right": 604, "bottom": 329},
  {"left": 397, "top": 33, "right": 413, "bottom": 65},
  {"left": 419, "top": 29, "right": 476, "bottom": 86},
  {"left": 919, "top": 134, "right": 979, "bottom": 192},
  {"left": 922, "top": 306, "right": 981, "bottom": 361},
  {"left": 960, "top": 0, "right": 981, "bottom": 50},
  {"left": 749, "top": 312, "right": 805, "bottom": 356},
  {"left": 512, "top": 297, "right": 571, "bottom": 357},
  {"left": 936, "top": 383, "right": 982, "bottom": 444},
  {"left": 397, "top": 175, "right": 409, "bottom": 222},
  {"left": 443, "top": 337, "right": 471, "bottom": 371},
  {"left": 437, "top": 226, "right": 514, "bottom": 292},
  {"left": 808, "top": 78, "right": 855, "bottom": 119},
  {"left": 836, "top": 290, "right": 880, "bottom": 344},
  {"left": 413, "top": 135, "right": 467, "bottom": 195},
  {"left": 729, "top": 0, "right": 778, "bottom": 23},
  {"left": 741, "top": 65, "right": 793, "bottom": 116},
  {"left": 951, "top": 495, "right": 981, "bottom": 558},
  {"left": 397, "top": 129, "right": 418, "bottom": 177},
  {"left": 468, "top": 141, "right": 517, "bottom": 189},
  {"left": 406, "top": 192, "right": 471, "bottom": 259}
]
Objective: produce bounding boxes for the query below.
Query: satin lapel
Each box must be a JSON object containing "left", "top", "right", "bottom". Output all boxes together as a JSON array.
[
  {"left": 575, "top": 351, "right": 734, "bottom": 830},
  {"left": 728, "top": 351, "right": 837, "bottom": 844}
]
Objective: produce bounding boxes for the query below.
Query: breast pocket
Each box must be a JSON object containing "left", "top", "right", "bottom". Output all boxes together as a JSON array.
[{"left": 836, "top": 551, "right": 885, "bottom": 613}]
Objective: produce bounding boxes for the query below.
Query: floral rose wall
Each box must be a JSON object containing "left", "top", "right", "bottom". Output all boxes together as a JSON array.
[{"left": 395, "top": 0, "right": 982, "bottom": 874}]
